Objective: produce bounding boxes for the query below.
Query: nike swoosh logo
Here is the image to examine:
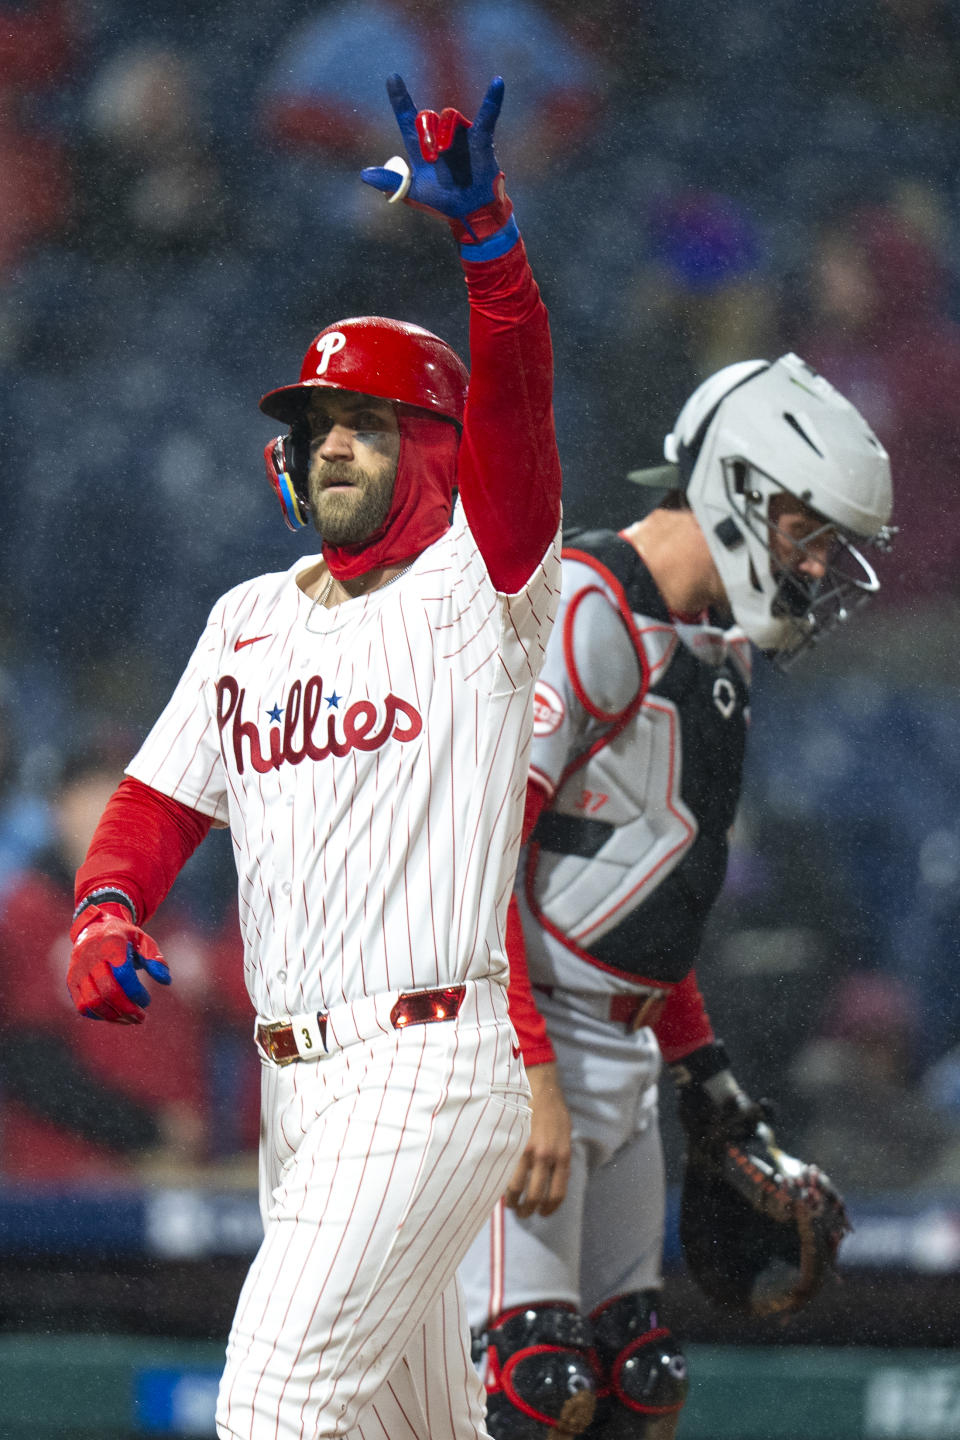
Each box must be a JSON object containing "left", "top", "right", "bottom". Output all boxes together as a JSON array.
[{"left": 234, "top": 635, "right": 272, "bottom": 651}]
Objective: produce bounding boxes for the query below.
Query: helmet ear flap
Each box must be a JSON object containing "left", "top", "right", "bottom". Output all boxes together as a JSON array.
[{"left": 264, "top": 424, "right": 311, "bottom": 531}]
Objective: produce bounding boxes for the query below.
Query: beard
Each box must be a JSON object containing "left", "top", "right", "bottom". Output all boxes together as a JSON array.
[{"left": 308, "top": 459, "right": 396, "bottom": 545}]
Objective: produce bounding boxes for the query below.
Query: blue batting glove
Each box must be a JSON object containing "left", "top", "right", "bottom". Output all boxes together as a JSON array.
[
  {"left": 111, "top": 942, "right": 172, "bottom": 1010},
  {"left": 361, "top": 73, "right": 517, "bottom": 253}
]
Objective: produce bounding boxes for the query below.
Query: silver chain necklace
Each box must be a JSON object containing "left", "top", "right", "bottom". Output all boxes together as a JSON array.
[{"left": 305, "top": 561, "right": 414, "bottom": 632}]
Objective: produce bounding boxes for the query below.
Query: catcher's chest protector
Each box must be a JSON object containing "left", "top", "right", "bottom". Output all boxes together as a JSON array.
[{"left": 523, "top": 529, "right": 751, "bottom": 988}]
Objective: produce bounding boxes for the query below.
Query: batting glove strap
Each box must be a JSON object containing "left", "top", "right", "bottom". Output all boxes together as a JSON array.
[
  {"left": 72, "top": 886, "right": 138, "bottom": 924},
  {"left": 457, "top": 211, "right": 519, "bottom": 261}
]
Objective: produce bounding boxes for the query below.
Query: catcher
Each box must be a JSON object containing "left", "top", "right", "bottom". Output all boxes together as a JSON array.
[{"left": 459, "top": 354, "right": 893, "bottom": 1440}]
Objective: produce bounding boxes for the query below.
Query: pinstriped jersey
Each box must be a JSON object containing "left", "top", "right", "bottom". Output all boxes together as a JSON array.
[
  {"left": 518, "top": 528, "right": 751, "bottom": 994},
  {"left": 127, "top": 500, "right": 561, "bottom": 1020}
]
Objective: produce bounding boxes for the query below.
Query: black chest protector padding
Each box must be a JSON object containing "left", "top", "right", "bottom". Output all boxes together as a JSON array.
[{"left": 542, "top": 529, "right": 749, "bottom": 983}]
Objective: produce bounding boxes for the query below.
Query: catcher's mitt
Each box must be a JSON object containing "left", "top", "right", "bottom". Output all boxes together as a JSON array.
[{"left": 674, "top": 1053, "right": 851, "bottom": 1320}]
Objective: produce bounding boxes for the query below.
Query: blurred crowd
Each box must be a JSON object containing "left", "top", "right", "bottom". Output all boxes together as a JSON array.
[{"left": 0, "top": 0, "right": 959, "bottom": 1191}]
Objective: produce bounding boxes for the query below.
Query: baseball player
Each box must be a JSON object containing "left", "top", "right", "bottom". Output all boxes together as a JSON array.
[
  {"left": 460, "top": 354, "right": 895, "bottom": 1440},
  {"left": 65, "top": 74, "right": 562, "bottom": 1440}
]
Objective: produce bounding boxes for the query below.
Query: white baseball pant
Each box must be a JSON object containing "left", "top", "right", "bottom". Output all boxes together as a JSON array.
[
  {"left": 460, "top": 990, "right": 664, "bottom": 1327},
  {"left": 217, "top": 978, "right": 530, "bottom": 1440}
]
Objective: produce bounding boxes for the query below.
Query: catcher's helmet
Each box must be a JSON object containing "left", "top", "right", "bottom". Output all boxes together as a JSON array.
[
  {"left": 259, "top": 316, "right": 469, "bottom": 428},
  {"left": 628, "top": 353, "right": 894, "bottom": 664}
]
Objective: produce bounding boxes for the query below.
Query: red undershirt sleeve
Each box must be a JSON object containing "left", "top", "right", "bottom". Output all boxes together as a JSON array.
[
  {"left": 505, "top": 890, "right": 555, "bottom": 1067},
  {"left": 457, "top": 238, "right": 562, "bottom": 593},
  {"left": 504, "top": 778, "right": 555, "bottom": 1066},
  {"left": 652, "top": 967, "right": 716, "bottom": 1064},
  {"left": 74, "top": 776, "right": 212, "bottom": 924}
]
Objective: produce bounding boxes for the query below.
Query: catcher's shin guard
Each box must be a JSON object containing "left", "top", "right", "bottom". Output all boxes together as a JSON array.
[
  {"left": 586, "top": 1292, "right": 689, "bottom": 1440},
  {"left": 475, "top": 1302, "right": 598, "bottom": 1440}
]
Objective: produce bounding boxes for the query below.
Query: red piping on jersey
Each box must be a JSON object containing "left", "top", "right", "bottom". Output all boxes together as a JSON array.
[
  {"left": 524, "top": 548, "right": 697, "bottom": 981},
  {"left": 563, "top": 584, "right": 636, "bottom": 723},
  {"left": 523, "top": 820, "right": 684, "bottom": 989},
  {"left": 561, "top": 547, "right": 685, "bottom": 688},
  {"left": 524, "top": 755, "right": 688, "bottom": 984},
  {"left": 561, "top": 549, "right": 652, "bottom": 713},
  {"left": 574, "top": 695, "right": 696, "bottom": 938},
  {"left": 550, "top": 552, "right": 649, "bottom": 790}
]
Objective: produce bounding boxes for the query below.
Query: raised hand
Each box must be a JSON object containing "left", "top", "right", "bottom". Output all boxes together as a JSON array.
[{"left": 361, "top": 73, "right": 514, "bottom": 245}]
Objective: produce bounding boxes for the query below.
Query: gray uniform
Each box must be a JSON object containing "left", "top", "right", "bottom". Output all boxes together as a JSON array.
[{"left": 461, "top": 527, "right": 750, "bottom": 1325}]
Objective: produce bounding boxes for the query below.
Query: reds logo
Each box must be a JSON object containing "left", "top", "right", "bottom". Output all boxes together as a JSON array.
[
  {"left": 533, "top": 681, "right": 565, "bottom": 738},
  {"left": 216, "top": 675, "right": 422, "bottom": 775},
  {"left": 314, "top": 332, "right": 347, "bottom": 375}
]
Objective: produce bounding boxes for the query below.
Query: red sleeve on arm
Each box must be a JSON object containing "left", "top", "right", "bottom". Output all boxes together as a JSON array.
[
  {"left": 505, "top": 890, "right": 555, "bottom": 1067},
  {"left": 75, "top": 776, "right": 211, "bottom": 924},
  {"left": 457, "top": 238, "right": 562, "bottom": 593},
  {"left": 652, "top": 968, "right": 716, "bottom": 1065}
]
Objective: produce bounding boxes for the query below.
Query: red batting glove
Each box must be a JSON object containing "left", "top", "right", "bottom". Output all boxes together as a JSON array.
[{"left": 67, "top": 902, "right": 171, "bottom": 1024}]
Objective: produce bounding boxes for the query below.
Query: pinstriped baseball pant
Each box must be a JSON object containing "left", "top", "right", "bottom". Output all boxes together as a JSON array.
[{"left": 216, "top": 978, "right": 530, "bottom": 1440}]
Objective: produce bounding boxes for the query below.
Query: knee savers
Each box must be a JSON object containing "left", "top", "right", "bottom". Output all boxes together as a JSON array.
[
  {"left": 476, "top": 1303, "right": 598, "bottom": 1440},
  {"left": 588, "top": 1291, "right": 689, "bottom": 1440}
]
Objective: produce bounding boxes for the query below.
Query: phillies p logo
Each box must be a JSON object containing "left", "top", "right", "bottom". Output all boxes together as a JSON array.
[{"left": 314, "top": 332, "right": 347, "bottom": 375}]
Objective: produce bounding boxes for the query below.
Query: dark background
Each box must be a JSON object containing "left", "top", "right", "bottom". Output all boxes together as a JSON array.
[{"left": 0, "top": 4, "right": 959, "bottom": 1432}]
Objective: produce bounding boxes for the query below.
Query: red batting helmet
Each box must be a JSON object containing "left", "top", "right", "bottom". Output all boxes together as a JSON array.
[{"left": 259, "top": 316, "right": 469, "bottom": 428}]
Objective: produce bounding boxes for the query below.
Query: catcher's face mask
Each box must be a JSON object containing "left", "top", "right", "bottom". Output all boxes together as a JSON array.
[{"left": 723, "top": 472, "right": 889, "bottom": 668}]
